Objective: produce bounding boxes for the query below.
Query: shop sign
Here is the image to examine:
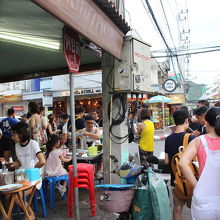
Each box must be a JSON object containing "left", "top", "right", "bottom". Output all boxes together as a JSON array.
[
  {"left": 167, "top": 94, "right": 185, "bottom": 104},
  {"left": 40, "top": 77, "right": 52, "bottom": 90},
  {"left": 32, "top": 0, "right": 124, "bottom": 59},
  {"left": 12, "top": 106, "right": 24, "bottom": 111},
  {"left": 63, "top": 26, "right": 80, "bottom": 73},
  {"left": 42, "top": 90, "right": 53, "bottom": 107},
  {"left": 74, "top": 88, "right": 102, "bottom": 95},
  {"left": 163, "top": 79, "right": 177, "bottom": 93}
]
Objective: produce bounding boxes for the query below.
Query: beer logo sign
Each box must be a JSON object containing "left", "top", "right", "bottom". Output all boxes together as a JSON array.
[{"left": 163, "top": 79, "right": 177, "bottom": 92}]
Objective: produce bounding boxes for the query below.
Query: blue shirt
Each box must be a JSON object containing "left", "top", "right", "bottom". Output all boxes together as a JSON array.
[{"left": 0, "top": 117, "right": 19, "bottom": 137}]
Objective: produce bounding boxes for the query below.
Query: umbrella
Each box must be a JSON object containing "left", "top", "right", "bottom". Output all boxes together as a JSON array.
[
  {"left": 147, "top": 95, "right": 171, "bottom": 103},
  {"left": 147, "top": 95, "right": 172, "bottom": 129}
]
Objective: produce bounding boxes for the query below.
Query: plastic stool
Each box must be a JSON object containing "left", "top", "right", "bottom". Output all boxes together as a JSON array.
[
  {"left": 68, "top": 164, "right": 96, "bottom": 218},
  {"left": 33, "top": 187, "right": 47, "bottom": 218},
  {"left": 43, "top": 175, "right": 69, "bottom": 208}
]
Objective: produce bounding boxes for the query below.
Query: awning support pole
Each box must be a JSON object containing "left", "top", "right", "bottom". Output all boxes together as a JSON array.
[{"left": 70, "top": 72, "right": 80, "bottom": 220}]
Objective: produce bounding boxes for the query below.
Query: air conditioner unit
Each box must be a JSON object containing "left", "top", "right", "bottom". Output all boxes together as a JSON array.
[{"left": 114, "top": 36, "right": 151, "bottom": 92}]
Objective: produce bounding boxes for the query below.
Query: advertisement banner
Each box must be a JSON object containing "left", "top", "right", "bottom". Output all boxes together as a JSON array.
[{"left": 63, "top": 26, "right": 81, "bottom": 73}]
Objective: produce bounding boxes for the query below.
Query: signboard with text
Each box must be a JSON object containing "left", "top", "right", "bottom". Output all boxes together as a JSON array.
[
  {"left": 63, "top": 26, "right": 81, "bottom": 73},
  {"left": 163, "top": 79, "right": 177, "bottom": 93},
  {"left": 42, "top": 90, "right": 53, "bottom": 107}
]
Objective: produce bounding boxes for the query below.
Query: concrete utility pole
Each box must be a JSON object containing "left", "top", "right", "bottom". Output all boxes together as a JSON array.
[
  {"left": 177, "top": 9, "right": 190, "bottom": 97},
  {"left": 102, "top": 52, "right": 114, "bottom": 184},
  {"left": 102, "top": 0, "right": 128, "bottom": 184},
  {"left": 102, "top": 52, "right": 129, "bottom": 184}
]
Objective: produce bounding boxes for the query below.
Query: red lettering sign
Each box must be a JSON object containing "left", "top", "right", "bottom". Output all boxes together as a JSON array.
[
  {"left": 63, "top": 26, "right": 81, "bottom": 73},
  {"left": 12, "top": 106, "right": 24, "bottom": 111}
]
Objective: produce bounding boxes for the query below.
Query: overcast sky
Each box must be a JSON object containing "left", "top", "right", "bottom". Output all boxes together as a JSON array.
[{"left": 125, "top": 0, "right": 220, "bottom": 86}]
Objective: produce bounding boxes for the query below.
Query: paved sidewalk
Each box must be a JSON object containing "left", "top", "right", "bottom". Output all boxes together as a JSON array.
[
  {"left": 35, "top": 185, "right": 192, "bottom": 220},
  {"left": 36, "top": 189, "right": 118, "bottom": 220}
]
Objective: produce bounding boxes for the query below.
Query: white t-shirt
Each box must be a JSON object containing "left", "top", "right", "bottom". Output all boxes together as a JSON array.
[
  {"left": 15, "top": 139, "right": 41, "bottom": 169},
  {"left": 62, "top": 122, "right": 68, "bottom": 134},
  {"left": 82, "top": 127, "right": 101, "bottom": 150}
]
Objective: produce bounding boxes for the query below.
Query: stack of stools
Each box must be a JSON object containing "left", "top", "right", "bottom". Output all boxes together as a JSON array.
[{"left": 68, "top": 164, "right": 96, "bottom": 218}]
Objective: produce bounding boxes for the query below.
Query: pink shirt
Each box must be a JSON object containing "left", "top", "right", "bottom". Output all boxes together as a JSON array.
[
  {"left": 197, "top": 135, "right": 220, "bottom": 173},
  {"left": 44, "top": 149, "right": 67, "bottom": 177}
]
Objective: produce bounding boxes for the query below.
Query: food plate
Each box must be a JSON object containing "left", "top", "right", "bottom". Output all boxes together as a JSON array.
[{"left": 0, "top": 184, "right": 23, "bottom": 192}]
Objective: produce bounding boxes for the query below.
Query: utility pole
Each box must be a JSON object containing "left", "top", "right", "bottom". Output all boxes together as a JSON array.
[
  {"left": 102, "top": 0, "right": 128, "bottom": 184},
  {"left": 177, "top": 9, "right": 190, "bottom": 99}
]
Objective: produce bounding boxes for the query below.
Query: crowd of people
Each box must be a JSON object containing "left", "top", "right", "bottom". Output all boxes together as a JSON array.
[
  {"left": 1, "top": 99, "right": 220, "bottom": 219},
  {"left": 131, "top": 99, "right": 220, "bottom": 219},
  {"left": 0, "top": 102, "right": 103, "bottom": 219},
  {"left": 163, "top": 100, "right": 220, "bottom": 220}
]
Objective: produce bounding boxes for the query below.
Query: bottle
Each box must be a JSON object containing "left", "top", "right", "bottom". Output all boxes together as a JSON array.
[
  {"left": 8, "top": 157, "right": 15, "bottom": 172},
  {"left": 1, "top": 161, "right": 6, "bottom": 173}
]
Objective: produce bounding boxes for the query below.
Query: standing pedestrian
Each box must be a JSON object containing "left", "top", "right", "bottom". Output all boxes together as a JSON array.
[
  {"left": 39, "top": 106, "right": 48, "bottom": 144},
  {"left": 164, "top": 109, "right": 195, "bottom": 220},
  {"left": 28, "top": 102, "right": 42, "bottom": 146},
  {"left": 75, "top": 106, "right": 85, "bottom": 130},
  {"left": 192, "top": 106, "right": 208, "bottom": 136},
  {"left": 179, "top": 107, "right": 220, "bottom": 220},
  {"left": 0, "top": 108, "right": 18, "bottom": 137},
  {"left": 133, "top": 108, "right": 155, "bottom": 165}
]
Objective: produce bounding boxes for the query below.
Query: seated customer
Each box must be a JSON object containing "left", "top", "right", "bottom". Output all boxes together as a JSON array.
[
  {"left": 44, "top": 134, "right": 72, "bottom": 196},
  {"left": 0, "top": 122, "right": 45, "bottom": 220},
  {"left": 77, "top": 115, "right": 103, "bottom": 179},
  {"left": 77, "top": 115, "right": 101, "bottom": 149},
  {"left": 0, "top": 128, "right": 14, "bottom": 164}
]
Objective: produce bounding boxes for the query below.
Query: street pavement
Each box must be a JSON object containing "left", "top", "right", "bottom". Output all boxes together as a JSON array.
[{"left": 34, "top": 130, "right": 192, "bottom": 219}]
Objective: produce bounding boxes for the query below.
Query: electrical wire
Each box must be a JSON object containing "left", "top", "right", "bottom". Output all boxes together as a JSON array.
[
  {"left": 152, "top": 44, "right": 220, "bottom": 53},
  {"left": 159, "top": 0, "right": 177, "bottom": 50},
  {"left": 105, "top": 60, "right": 129, "bottom": 144},
  {"left": 108, "top": 93, "right": 129, "bottom": 144},
  {"left": 152, "top": 47, "right": 220, "bottom": 58},
  {"left": 142, "top": 0, "right": 179, "bottom": 80}
]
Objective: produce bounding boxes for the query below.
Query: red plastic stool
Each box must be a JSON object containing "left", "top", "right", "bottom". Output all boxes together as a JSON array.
[{"left": 68, "top": 164, "right": 96, "bottom": 218}]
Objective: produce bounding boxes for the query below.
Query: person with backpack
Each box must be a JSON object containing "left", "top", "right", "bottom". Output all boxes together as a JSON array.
[
  {"left": 179, "top": 107, "right": 220, "bottom": 220},
  {"left": 164, "top": 109, "right": 195, "bottom": 220}
]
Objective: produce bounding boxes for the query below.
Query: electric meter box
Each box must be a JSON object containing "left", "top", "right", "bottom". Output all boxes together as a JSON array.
[{"left": 114, "top": 36, "right": 151, "bottom": 92}]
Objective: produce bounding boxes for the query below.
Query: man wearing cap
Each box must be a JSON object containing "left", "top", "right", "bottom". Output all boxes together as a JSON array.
[{"left": 0, "top": 108, "right": 18, "bottom": 137}]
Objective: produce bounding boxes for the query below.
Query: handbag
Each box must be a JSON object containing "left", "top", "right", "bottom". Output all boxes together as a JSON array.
[{"left": 132, "top": 188, "right": 154, "bottom": 220}]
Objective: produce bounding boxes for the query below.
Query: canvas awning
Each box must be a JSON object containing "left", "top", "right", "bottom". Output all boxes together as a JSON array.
[{"left": 0, "top": 0, "right": 130, "bottom": 83}]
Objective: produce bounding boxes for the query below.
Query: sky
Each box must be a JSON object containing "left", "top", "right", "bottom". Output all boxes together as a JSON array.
[{"left": 125, "top": 0, "right": 220, "bottom": 86}]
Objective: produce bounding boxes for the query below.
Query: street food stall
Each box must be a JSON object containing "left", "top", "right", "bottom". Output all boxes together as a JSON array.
[{"left": 147, "top": 95, "right": 172, "bottom": 129}]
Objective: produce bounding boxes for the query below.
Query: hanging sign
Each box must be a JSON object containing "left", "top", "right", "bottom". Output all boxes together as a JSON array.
[
  {"left": 63, "top": 25, "right": 81, "bottom": 73},
  {"left": 163, "top": 79, "right": 177, "bottom": 93},
  {"left": 42, "top": 90, "right": 53, "bottom": 107}
]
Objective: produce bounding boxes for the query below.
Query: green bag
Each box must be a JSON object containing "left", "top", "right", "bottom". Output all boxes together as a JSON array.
[
  {"left": 148, "top": 168, "right": 172, "bottom": 220},
  {"left": 132, "top": 188, "right": 154, "bottom": 220}
]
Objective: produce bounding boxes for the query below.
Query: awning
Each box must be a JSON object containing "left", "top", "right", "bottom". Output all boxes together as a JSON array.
[{"left": 0, "top": 0, "right": 130, "bottom": 83}]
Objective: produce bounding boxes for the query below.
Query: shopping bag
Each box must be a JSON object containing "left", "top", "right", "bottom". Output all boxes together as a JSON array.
[
  {"left": 148, "top": 168, "right": 172, "bottom": 220},
  {"left": 132, "top": 188, "right": 154, "bottom": 220}
]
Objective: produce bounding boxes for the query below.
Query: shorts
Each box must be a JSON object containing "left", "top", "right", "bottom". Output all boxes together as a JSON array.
[
  {"left": 138, "top": 147, "right": 153, "bottom": 166},
  {"left": 172, "top": 188, "right": 191, "bottom": 208}
]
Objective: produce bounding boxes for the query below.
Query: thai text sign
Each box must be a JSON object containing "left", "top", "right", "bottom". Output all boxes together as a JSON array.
[{"left": 63, "top": 26, "right": 80, "bottom": 73}]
